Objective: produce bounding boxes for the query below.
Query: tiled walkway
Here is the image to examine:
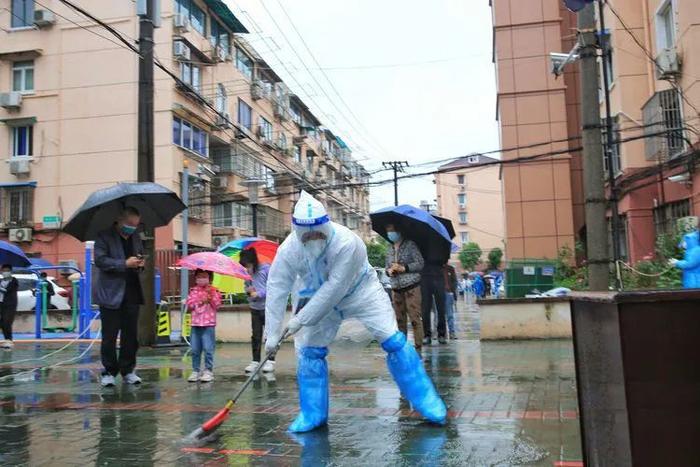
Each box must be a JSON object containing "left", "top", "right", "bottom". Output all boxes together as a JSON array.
[{"left": 0, "top": 301, "right": 581, "bottom": 466}]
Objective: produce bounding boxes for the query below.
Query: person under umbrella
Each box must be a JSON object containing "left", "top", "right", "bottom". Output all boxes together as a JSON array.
[
  {"left": 384, "top": 223, "right": 425, "bottom": 353},
  {"left": 239, "top": 248, "right": 275, "bottom": 374},
  {"left": 0, "top": 265, "right": 19, "bottom": 349},
  {"left": 264, "top": 191, "right": 446, "bottom": 433},
  {"left": 94, "top": 207, "right": 145, "bottom": 387}
]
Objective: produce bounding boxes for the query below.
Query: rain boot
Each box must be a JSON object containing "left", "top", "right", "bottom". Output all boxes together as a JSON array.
[
  {"left": 382, "top": 331, "right": 447, "bottom": 425},
  {"left": 289, "top": 346, "right": 329, "bottom": 433}
]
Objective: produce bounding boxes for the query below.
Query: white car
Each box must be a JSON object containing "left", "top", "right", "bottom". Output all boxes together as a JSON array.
[{"left": 14, "top": 274, "right": 71, "bottom": 311}]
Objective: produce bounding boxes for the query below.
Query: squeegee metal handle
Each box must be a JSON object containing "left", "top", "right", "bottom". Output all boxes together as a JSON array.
[{"left": 230, "top": 328, "right": 290, "bottom": 404}]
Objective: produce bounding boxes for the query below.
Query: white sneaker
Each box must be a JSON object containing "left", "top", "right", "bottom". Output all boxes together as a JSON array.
[
  {"left": 1, "top": 340, "right": 12, "bottom": 349},
  {"left": 261, "top": 360, "right": 275, "bottom": 373},
  {"left": 101, "top": 374, "right": 116, "bottom": 387},
  {"left": 244, "top": 361, "right": 259, "bottom": 373},
  {"left": 187, "top": 371, "right": 200, "bottom": 383},
  {"left": 123, "top": 372, "right": 142, "bottom": 385},
  {"left": 199, "top": 370, "right": 214, "bottom": 382}
]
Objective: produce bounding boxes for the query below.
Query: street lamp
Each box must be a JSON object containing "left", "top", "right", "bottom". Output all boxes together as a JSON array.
[{"left": 241, "top": 178, "right": 265, "bottom": 236}]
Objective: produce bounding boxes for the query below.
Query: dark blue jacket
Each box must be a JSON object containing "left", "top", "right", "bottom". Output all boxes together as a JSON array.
[
  {"left": 94, "top": 227, "right": 144, "bottom": 309},
  {"left": 676, "top": 231, "right": 700, "bottom": 289}
]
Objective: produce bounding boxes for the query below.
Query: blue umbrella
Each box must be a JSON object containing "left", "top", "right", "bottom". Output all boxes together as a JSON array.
[
  {"left": 370, "top": 205, "right": 453, "bottom": 264},
  {"left": 0, "top": 240, "right": 30, "bottom": 267},
  {"left": 563, "top": 0, "right": 594, "bottom": 12},
  {"left": 29, "top": 258, "right": 53, "bottom": 269}
]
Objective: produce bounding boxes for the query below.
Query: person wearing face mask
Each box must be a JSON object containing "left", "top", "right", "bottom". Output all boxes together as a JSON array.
[
  {"left": 669, "top": 230, "right": 700, "bottom": 289},
  {"left": 384, "top": 224, "right": 425, "bottom": 353},
  {"left": 264, "top": 191, "right": 446, "bottom": 433},
  {"left": 239, "top": 248, "right": 274, "bottom": 374},
  {"left": 0, "top": 264, "right": 19, "bottom": 349},
  {"left": 185, "top": 269, "right": 222, "bottom": 382},
  {"left": 94, "top": 206, "right": 145, "bottom": 387}
]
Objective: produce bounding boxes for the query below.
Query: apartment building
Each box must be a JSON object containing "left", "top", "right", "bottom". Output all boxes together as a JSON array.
[
  {"left": 435, "top": 154, "right": 505, "bottom": 272},
  {"left": 491, "top": 0, "right": 700, "bottom": 264},
  {"left": 0, "top": 0, "right": 371, "bottom": 268}
]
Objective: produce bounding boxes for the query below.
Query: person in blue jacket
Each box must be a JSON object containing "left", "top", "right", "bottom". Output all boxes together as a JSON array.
[{"left": 669, "top": 230, "right": 700, "bottom": 288}]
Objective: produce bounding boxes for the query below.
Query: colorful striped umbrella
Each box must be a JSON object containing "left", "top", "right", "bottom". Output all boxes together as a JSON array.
[{"left": 213, "top": 238, "right": 279, "bottom": 293}]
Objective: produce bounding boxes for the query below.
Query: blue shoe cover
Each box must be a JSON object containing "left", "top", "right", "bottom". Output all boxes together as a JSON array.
[
  {"left": 289, "top": 346, "right": 329, "bottom": 433},
  {"left": 382, "top": 332, "right": 447, "bottom": 425}
]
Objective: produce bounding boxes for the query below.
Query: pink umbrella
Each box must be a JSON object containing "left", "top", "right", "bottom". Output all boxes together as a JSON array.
[{"left": 177, "top": 252, "right": 251, "bottom": 280}]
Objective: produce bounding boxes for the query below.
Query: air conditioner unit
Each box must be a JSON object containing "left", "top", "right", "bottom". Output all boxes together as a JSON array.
[
  {"left": 212, "top": 45, "right": 227, "bottom": 63},
  {"left": 212, "top": 235, "right": 229, "bottom": 248},
  {"left": 0, "top": 92, "right": 22, "bottom": 110},
  {"left": 215, "top": 112, "right": 231, "bottom": 129},
  {"left": 9, "top": 158, "right": 31, "bottom": 176},
  {"left": 274, "top": 102, "right": 290, "bottom": 121},
  {"left": 173, "top": 41, "right": 191, "bottom": 60},
  {"left": 234, "top": 128, "right": 246, "bottom": 140},
  {"left": 9, "top": 228, "right": 32, "bottom": 243},
  {"left": 293, "top": 136, "right": 306, "bottom": 145},
  {"left": 251, "top": 79, "right": 264, "bottom": 100},
  {"left": 34, "top": 9, "right": 55, "bottom": 27},
  {"left": 211, "top": 176, "right": 228, "bottom": 188},
  {"left": 656, "top": 48, "right": 681, "bottom": 79},
  {"left": 173, "top": 14, "right": 190, "bottom": 32}
]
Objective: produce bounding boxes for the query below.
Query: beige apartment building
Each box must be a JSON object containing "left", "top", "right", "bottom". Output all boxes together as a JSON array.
[
  {"left": 491, "top": 0, "right": 700, "bottom": 264},
  {"left": 435, "top": 154, "right": 505, "bottom": 272},
  {"left": 0, "top": 0, "right": 371, "bottom": 269}
]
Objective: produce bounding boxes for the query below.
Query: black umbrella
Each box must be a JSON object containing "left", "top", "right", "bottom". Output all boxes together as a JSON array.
[
  {"left": 370, "top": 205, "right": 453, "bottom": 264},
  {"left": 431, "top": 214, "right": 455, "bottom": 239},
  {"left": 63, "top": 183, "right": 186, "bottom": 241}
]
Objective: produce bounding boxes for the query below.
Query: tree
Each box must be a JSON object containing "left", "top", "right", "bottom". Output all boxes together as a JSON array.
[
  {"left": 487, "top": 248, "right": 503, "bottom": 270},
  {"left": 459, "top": 242, "right": 482, "bottom": 270},
  {"left": 366, "top": 238, "right": 389, "bottom": 268}
]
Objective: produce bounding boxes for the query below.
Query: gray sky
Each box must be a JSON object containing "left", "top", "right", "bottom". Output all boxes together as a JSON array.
[{"left": 225, "top": 0, "right": 499, "bottom": 210}]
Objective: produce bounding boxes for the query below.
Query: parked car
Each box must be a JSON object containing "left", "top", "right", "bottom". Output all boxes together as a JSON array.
[{"left": 14, "top": 274, "right": 71, "bottom": 311}]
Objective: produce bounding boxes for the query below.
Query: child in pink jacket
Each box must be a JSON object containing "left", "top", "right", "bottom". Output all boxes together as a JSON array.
[{"left": 185, "top": 270, "right": 222, "bottom": 383}]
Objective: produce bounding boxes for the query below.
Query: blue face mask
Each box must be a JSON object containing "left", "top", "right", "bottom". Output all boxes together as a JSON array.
[
  {"left": 387, "top": 231, "right": 401, "bottom": 243},
  {"left": 120, "top": 224, "right": 137, "bottom": 236}
]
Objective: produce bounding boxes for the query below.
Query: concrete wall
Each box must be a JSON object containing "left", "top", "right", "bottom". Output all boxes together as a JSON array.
[{"left": 480, "top": 298, "right": 572, "bottom": 339}]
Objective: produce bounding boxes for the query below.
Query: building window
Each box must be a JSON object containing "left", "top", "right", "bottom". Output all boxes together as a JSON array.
[
  {"left": 460, "top": 232, "right": 469, "bottom": 244},
  {"left": 213, "top": 201, "right": 252, "bottom": 230},
  {"left": 602, "top": 116, "right": 621, "bottom": 174},
  {"left": 457, "top": 174, "right": 465, "bottom": 185},
  {"left": 12, "top": 126, "right": 33, "bottom": 157},
  {"left": 238, "top": 99, "right": 252, "bottom": 131},
  {"left": 173, "top": 117, "right": 208, "bottom": 157},
  {"left": 656, "top": 0, "right": 676, "bottom": 50},
  {"left": 188, "top": 176, "right": 207, "bottom": 220},
  {"left": 180, "top": 62, "right": 201, "bottom": 92},
  {"left": 608, "top": 215, "right": 628, "bottom": 261},
  {"left": 306, "top": 154, "right": 314, "bottom": 172},
  {"left": 643, "top": 89, "right": 685, "bottom": 160},
  {"left": 209, "top": 20, "right": 230, "bottom": 57},
  {"left": 459, "top": 212, "right": 467, "bottom": 224},
  {"left": 11, "top": 0, "right": 34, "bottom": 28},
  {"left": 215, "top": 83, "right": 227, "bottom": 113},
  {"left": 258, "top": 116, "right": 273, "bottom": 141},
  {"left": 12, "top": 61, "right": 34, "bottom": 93},
  {"left": 293, "top": 145, "right": 302, "bottom": 164},
  {"left": 5, "top": 187, "right": 33, "bottom": 225},
  {"left": 235, "top": 48, "right": 253, "bottom": 80},
  {"left": 653, "top": 199, "right": 690, "bottom": 236},
  {"left": 175, "top": 0, "right": 205, "bottom": 35},
  {"left": 457, "top": 193, "right": 466, "bottom": 207}
]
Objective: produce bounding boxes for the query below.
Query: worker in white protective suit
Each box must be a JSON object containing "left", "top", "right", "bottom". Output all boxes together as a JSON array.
[{"left": 265, "top": 191, "right": 447, "bottom": 432}]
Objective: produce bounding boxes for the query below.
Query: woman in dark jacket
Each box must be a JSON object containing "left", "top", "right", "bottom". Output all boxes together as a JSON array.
[{"left": 0, "top": 264, "right": 19, "bottom": 349}]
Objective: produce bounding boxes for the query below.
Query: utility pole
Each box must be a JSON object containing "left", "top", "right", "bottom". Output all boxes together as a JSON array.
[
  {"left": 598, "top": 0, "right": 623, "bottom": 290},
  {"left": 579, "top": 3, "right": 610, "bottom": 291},
  {"left": 180, "top": 161, "right": 189, "bottom": 310},
  {"left": 137, "top": 0, "right": 157, "bottom": 345},
  {"left": 382, "top": 161, "right": 409, "bottom": 206}
]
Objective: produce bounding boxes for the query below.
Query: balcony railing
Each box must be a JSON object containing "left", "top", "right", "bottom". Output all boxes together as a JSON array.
[{"left": 642, "top": 89, "right": 686, "bottom": 161}]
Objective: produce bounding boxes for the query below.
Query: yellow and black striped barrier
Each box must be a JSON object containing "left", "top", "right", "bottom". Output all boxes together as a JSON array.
[
  {"left": 181, "top": 311, "right": 192, "bottom": 343},
  {"left": 156, "top": 306, "right": 172, "bottom": 345}
]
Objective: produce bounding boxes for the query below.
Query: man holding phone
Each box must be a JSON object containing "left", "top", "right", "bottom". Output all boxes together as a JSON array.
[{"left": 94, "top": 206, "right": 145, "bottom": 387}]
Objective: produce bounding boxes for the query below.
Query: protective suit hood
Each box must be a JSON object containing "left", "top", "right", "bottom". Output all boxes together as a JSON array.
[
  {"left": 681, "top": 231, "right": 699, "bottom": 250},
  {"left": 292, "top": 191, "right": 333, "bottom": 259}
]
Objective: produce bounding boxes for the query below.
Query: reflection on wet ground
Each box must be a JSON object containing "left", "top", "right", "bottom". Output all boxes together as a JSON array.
[{"left": 0, "top": 302, "right": 581, "bottom": 466}]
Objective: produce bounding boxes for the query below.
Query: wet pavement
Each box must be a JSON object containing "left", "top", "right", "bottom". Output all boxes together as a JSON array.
[{"left": 0, "top": 302, "right": 581, "bottom": 466}]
